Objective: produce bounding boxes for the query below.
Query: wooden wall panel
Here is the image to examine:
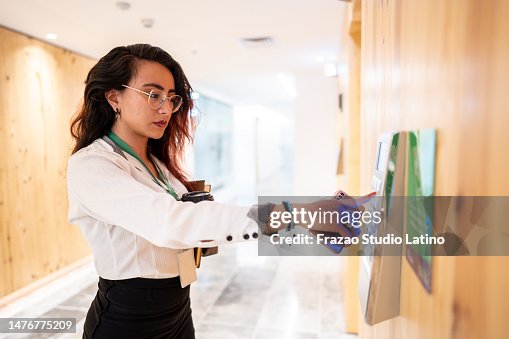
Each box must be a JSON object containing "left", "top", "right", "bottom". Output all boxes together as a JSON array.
[
  {"left": 337, "top": 0, "right": 363, "bottom": 334},
  {"left": 357, "top": 0, "right": 509, "bottom": 338},
  {"left": 336, "top": 0, "right": 362, "bottom": 196},
  {"left": 0, "top": 27, "right": 94, "bottom": 298}
]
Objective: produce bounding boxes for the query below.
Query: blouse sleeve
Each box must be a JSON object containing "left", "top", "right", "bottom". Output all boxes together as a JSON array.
[{"left": 67, "top": 149, "right": 260, "bottom": 249}]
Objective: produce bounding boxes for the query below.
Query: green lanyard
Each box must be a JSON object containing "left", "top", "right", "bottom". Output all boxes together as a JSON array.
[{"left": 107, "top": 131, "right": 179, "bottom": 200}]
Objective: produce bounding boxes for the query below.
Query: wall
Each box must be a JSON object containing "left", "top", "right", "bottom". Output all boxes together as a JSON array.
[
  {"left": 356, "top": 0, "right": 509, "bottom": 338},
  {"left": 336, "top": 0, "right": 362, "bottom": 334},
  {"left": 230, "top": 105, "right": 293, "bottom": 202},
  {"left": 337, "top": 0, "right": 362, "bottom": 197},
  {"left": 294, "top": 70, "right": 339, "bottom": 195},
  {"left": 0, "top": 27, "right": 94, "bottom": 298}
]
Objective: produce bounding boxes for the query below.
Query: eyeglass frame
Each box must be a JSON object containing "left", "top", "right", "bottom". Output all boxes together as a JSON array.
[{"left": 121, "top": 84, "right": 183, "bottom": 112}]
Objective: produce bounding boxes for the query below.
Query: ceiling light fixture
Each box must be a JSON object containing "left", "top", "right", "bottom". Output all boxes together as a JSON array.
[
  {"left": 46, "top": 33, "right": 58, "bottom": 40},
  {"left": 141, "top": 18, "right": 154, "bottom": 28},
  {"left": 116, "top": 1, "right": 131, "bottom": 10}
]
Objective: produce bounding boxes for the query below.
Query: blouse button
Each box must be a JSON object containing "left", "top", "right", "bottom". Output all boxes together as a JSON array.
[
  {"left": 226, "top": 235, "right": 233, "bottom": 241},
  {"left": 252, "top": 232, "right": 258, "bottom": 239},
  {"left": 243, "top": 234, "right": 250, "bottom": 240}
]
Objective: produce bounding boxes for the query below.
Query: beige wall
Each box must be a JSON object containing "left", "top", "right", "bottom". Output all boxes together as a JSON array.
[
  {"left": 340, "top": 0, "right": 509, "bottom": 338},
  {"left": 0, "top": 27, "right": 94, "bottom": 298}
]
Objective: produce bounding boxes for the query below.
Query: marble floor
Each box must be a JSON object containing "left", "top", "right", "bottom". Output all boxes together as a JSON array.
[{"left": 0, "top": 242, "right": 357, "bottom": 339}]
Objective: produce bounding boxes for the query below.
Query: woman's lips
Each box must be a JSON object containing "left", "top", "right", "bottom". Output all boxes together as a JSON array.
[{"left": 153, "top": 121, "right": 167, "bottom": 128}]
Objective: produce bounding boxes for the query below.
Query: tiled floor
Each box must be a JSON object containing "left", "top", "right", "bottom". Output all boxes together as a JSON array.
[{"left": 1, "top": 242, "right": 357, "bottom": 339}]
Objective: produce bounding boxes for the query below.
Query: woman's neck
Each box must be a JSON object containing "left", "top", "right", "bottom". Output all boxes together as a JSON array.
[{"left": 111, "top": 125, "right": 149, "bottom": 161}]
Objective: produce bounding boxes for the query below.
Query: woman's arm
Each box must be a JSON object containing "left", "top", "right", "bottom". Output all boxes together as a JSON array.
[{"left": 67, "top": 149, "right": 259, "bottom": 249}]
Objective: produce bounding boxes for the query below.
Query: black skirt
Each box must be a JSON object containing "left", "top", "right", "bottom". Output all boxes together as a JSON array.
[{"left": 83, "top": 277, "right": 195, "bottom": 339}]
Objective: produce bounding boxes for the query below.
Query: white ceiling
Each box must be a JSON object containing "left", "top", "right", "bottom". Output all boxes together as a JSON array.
[{"left": 0, "top": 0, "right": 343, "bottom": 113}]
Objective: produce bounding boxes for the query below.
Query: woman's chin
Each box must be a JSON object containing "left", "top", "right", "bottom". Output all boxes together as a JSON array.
[{"left": 147, "top": 129, "right": 166, "bottom": 140}]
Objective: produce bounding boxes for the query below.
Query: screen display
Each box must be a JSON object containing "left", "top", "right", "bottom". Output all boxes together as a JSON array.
[
  {"left": 376, "top": 142, "right": 389, "bottom": 171},
  {"left": 375, "top": 142, "right": 382, "bottom": 170}
]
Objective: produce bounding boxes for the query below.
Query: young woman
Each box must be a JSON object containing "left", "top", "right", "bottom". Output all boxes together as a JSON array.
[{"left": 67, "top": 44, "right": 357, "bottom": 339}]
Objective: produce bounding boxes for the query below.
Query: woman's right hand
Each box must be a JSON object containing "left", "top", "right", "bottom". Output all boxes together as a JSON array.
[{"left": 295, "top": 191, "right": 376, "bottom": 237}]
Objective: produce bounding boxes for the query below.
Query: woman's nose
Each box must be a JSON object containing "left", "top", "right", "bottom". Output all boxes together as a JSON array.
[{"left": 158, "top": 99, "right": 171, "bottom": 114}]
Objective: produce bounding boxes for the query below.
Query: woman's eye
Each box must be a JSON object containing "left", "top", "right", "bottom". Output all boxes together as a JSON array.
[{"left": 150, "top": 93, "right": 161, "bottom": 100}]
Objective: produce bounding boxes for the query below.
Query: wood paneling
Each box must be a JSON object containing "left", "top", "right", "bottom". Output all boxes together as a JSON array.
[
  {"left": 355, "top": 0, "right": 509, "bottom": 338},
  {"left": 337, "top": 0, "right": 362, "bottom": 333},
  {"left": 337, "top": 0, "right": 362, "bottom": 196},
  {"left": 0, "top": 27, "right": 94, "bottom": 298}
]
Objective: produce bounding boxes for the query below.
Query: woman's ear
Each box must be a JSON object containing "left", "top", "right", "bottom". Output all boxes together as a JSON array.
[{"left": 105, "top": 89, "right": 120, "bottom": 110}]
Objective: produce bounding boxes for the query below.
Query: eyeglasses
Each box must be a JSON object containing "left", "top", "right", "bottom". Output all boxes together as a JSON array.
[{"left": 122, "top": 85, "right": 183, "bottom": 112}]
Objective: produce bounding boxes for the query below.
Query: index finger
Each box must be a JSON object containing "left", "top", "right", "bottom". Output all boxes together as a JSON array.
[
  {"left": 353, "top": 191, "right": 377, "bottom": 207},
  {"left": 337, "top": 191, "right": 377, "bottom": 210}
]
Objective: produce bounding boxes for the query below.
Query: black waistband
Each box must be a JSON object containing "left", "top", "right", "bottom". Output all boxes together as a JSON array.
[{"left": 99, "top": 276, "right": 181, "bottom": 289}]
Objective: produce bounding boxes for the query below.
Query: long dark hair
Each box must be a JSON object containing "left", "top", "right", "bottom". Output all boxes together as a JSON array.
[{"left": 70, "top": 44, "right": 196, "bottom": 190}]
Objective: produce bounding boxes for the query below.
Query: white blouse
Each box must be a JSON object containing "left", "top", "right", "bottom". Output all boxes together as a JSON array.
[{"left": 67, "top": 137, "right": 259, "bottom": 280}]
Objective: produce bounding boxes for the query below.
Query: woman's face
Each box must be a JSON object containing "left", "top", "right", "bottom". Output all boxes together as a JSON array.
[{"left": 112, "top": 60, "right": 176, "bottom": 141}]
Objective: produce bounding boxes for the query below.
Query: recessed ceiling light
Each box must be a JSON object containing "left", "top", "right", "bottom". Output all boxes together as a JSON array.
[
  {"left": 46, "top": 33, "right": 58, "bottom": 40},
  {"left": 116, "top": 1, "right": 131, "bottom": 10},
  {"left": 191, "top": 92, "right": 200, "bottom": 100},
  {"left": 141, "top": 18, "right": 154, "bottom": 28}
]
